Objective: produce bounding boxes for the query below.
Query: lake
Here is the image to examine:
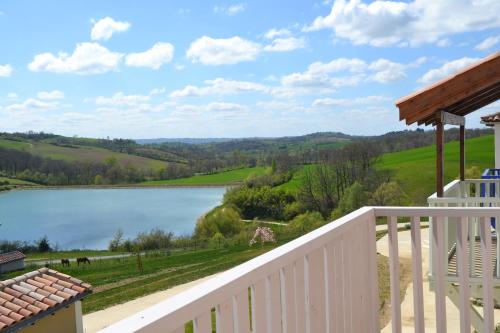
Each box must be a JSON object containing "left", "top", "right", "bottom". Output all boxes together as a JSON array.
[{"left": 0, "top": 187, "right": 226, "bottom": 250}]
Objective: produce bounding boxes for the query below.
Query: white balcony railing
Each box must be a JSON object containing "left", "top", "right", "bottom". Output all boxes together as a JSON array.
[{"left": 98, "top": 207, "right": 499, "bottom": 333}]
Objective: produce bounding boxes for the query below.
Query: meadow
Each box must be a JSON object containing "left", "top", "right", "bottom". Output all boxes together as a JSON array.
[
  {"left": 376, "top": 135, "right": 494, "bottom": 204},
  {"left": 141, "top": 167, "right": 267, "bottom": 186}
]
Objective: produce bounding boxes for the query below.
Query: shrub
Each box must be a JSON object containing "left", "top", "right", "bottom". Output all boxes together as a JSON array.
[
  {"left": 289, "top": 211, "right": 325, "bottom": 234},
  {"left": 195, "top": 205, "right": 244, "bottom": 239}
]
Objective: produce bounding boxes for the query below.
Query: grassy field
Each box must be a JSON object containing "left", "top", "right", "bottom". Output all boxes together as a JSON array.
[
  {"left": 0, "top": 176, "right": 38, "bottom": 185},
  {"left": 142, "top": 167, "right": 268, "bottom": 186},
  {"left": 0, "top": 139, "right": 168, "bottom": 172},
  {"left": 1, "top": 245, "right": 276, "bottom": 314},
  {"left": 376, "top": 135, "right": 494, "bottom": 204}
]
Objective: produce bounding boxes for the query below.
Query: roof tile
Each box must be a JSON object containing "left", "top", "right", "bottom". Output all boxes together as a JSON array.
[
  {"left": 0, "top": 252, "right": 26, "bottom": 265},
  {"left": 0, "top": 269, "right": 91, "bottom": 331}
]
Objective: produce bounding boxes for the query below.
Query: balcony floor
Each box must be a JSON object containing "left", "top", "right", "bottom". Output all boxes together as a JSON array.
[{"left": 448, "top": 237, "right": 497, "bottom": 278}]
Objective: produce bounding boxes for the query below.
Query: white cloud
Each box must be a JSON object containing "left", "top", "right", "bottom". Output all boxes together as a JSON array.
[
  {"left": 207, "top": 102, "right": 246, "bottom": 112},
  {"left": 264, "top": 28, "right": 292, "bottom": 39},
  {"left": 187, "top": 36, "right": 261, "bottom": 65},
  {"left": 263, "top": 37, "right": 306, "bottom": 52},
  {"left": 125, "top": 42, "right": 174, "bottom": 69},
  {"left": 28, "top": 42, "right": 123, "bottom": 75},
  {"left": 4, "top": 98, "right": 62, "bottom": 113},
  {"left": 93, "top": 92, "right": 150, "bottom": 107},
  {"left": 214, "top": 3, "right": 247, "bottom": 16},
  {"left": 312, "top": 95, "right": 391, "bottom": 107},
  {"left": 419, "top": 57, "right": 480, "bottom": 84},
  {"left": 6, "top": 93, "right": 18, "bottom": 99},
  {"left": 305, "top": 0, "right": 500, "bottom": 47},
  {"left": 170, "top": 78, "right": 268, "bottom": 98},
  {"left": 174, "top": 64, "right": 186, "bottom": 71},
  {"left": 91, "top": 17, "right": 130, "bottom": 41},
  {"left": 475, "top": 36, "right": 500, "bottom": 51},
  {"left": 37, "top": 90, "right": 65, "bottom": 100},
  {"left": 368, "top": 59, "right": 406, "bottom": 83},
  {"left": 0, "top": 64, "right": 12, "bottom": 77}
]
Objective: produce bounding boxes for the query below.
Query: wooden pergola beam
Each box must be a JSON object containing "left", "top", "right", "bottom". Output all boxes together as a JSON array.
[{"left": 436, "top": 122, "right": 444, "bottom": 197}]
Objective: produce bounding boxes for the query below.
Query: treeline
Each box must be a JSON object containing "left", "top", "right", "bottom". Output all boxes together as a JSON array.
[{"left": 0, "top": 147, "right": 152, "bottom": 185}]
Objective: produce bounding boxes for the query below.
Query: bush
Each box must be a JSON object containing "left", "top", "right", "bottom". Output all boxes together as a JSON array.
[
  {"left": 289, "top": 211, "right": 325, "bottom": 234},
  {"left": 224, "top": 186, "right": 296, "bottom": 221},
  {"left": 369, "top": 181, "right": 409, "bottom": 206},
  {"left": 331, "top": 182, "right": 366, "bottom": 219},
  {"left": 195, "top": 205, "right": 244, "bottom": 239}
]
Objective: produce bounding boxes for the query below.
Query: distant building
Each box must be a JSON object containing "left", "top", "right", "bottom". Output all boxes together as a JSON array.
[
  {"left": 0, "top": 251, "right": 26, "bottom": 273},
  {"left": 0, "top": 267, "right": 92, "bottom": 332}
]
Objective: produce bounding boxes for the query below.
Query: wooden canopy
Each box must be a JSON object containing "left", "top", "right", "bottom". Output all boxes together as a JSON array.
[
  {"left": 395, "top": 52, "right": 500, "bottom": 197},
  {"left": 397, "top": 52, "right": 500, "bottom": 126}
]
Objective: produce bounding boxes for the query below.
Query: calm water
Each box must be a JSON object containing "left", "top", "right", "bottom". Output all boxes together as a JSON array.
[{"left": 0, "top": 188, "right": 226, "bottom": 250}]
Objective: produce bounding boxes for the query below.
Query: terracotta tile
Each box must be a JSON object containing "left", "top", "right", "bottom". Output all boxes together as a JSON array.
[
  {"left": 18, "top": 309, "right": 32, "bottom": 318},
  {"left": 0, "top": 307, "right": 11, "bottom": 317},
  {"left": 19, "top": 295, "right": 36, "bottom": 305},
  {"left": 10, "top": 298, "right": 28, "bottom": 309},
  {"left": 40, "top": 274, "right": 58, "bottom": 283},
  {"left": 0, "top": 322, "right": 6, "bottom": 330},
  {"left": 0, "top": 314, "right": 15, "bottom": 326},
  {"left": 25, "top": 279, "right": 45, "bottom": 289},
  {"left": 0, "top": 293, "right": 13, "bottom": 302},
  {"left": 0, "top": 299, "right": 6, "bottom": 307},
  {"left": 50, "top": 283, "right": 64, "bottom": 291},
  {"left": 41, "top": 298, "right": 57, "bottom": 307},
  {"left": 47, "top": 294, "right": 64, "bottom": 304},
  {"left": 34, "top": 289, "right": 51, "bottom": 298},
  {"left": 56, "top": 280, "right": 73, "bottom": 289},
  {"left": 32, "top": 301, "right": 49, "bottom": 311},
  {"left": 3, "top": 302, "right": 21, "bottom": 313},
  {"left": 10, "top": 285, "right": 31, "bottom": 295},
  {"left": 3, "top": 288, "right": 22, "bottom": 299},
  {"left": 26, "top": 292, "right": 44, "bottom": 302},
  {"left": 19, "top": 282, "right": 37, "bottom": 293},
  {"left": 62, "top": 288, "right": 78, "bottom": 297},
  {"left": 7, "top": 312, "right": 23, "bottom": 322},
  {"left": 25, "top": 305, "right": 41, "bottom": 315},
  {"left": 41, "top": 285, "right": 58, "bottom": 294},
  {"left": 55, "top": 291, "right": 72, "bottom": 300},
  {"left": 71, "top": 285, "right": 85, "bottom": 293},
  {"left": 34, "top": 276, "right": 54, "bottom": 286}
]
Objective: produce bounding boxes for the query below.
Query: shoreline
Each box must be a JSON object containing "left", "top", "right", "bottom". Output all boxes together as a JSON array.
[{"left": 1, "top": 183, "right": 234, "bottom": 192}]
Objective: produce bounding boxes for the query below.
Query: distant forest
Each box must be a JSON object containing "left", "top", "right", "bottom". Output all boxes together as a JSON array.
[{"left": 0, "top": 128, "right": 492, "bottom": 186}]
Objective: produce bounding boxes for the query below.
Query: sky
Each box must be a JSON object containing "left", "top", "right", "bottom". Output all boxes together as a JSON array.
[{"left": 0, "top": 0, "right": 499, "bottom": 139}]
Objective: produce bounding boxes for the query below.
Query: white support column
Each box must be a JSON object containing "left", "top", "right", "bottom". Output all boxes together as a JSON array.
[
  {"left": 495, "top": 123, "right": 500, "bottom": 169},
  {"left": 75, "top": 301, "right": 84, "bottom": 333}
]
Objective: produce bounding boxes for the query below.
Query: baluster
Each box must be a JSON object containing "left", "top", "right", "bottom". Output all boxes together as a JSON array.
[
  {"left": 433, "top": 216, "right": 447, "bottom": 333},
  {"left": 388, "top": 216, "right": 401, "bottom": 333},
  {"left": 194, "top": 311, "right": 212, "bottom": 333},
  {"left": 410, "top": 216, "right": 425, "bottom": 333},
  {"left": 479, "top": 217, "right": 494, "bottom": 332},
  {"left": 457, "top": 217, "right": 471, "bottom": 333}
]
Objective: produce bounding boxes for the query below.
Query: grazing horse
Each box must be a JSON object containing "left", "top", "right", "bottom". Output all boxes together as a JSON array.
[
  {"left": 76, "top": 257, "right": 91, "bottom": 266},
  {"left": 61, "top": 258, "right": 70, "bottom": 267}
]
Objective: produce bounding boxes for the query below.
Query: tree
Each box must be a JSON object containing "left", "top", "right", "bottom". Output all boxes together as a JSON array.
[
  {"left": 195, "top": 205, "right": 243, "bottom": 239},
  {"left": 37, "top": 236, "right": 52, "bottom": 252},
  {"left": 109, "top": 229, "right": 124, "bottom": 251},
  {"left": 369, "top": 181, "right": 408, "bottom": 206},
  {"left": 331, "top": 182, "right": 366, "bottom": 219}
]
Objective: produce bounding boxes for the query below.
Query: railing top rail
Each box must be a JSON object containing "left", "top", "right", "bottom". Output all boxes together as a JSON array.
[{"left": 372, "top": 206, "right": 500, "bottom": 217}]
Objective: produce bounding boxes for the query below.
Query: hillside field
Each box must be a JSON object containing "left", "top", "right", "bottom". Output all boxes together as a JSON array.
[
  {"left": 0, "top": 139, "right": 167, "bottom": 172},
  {"left": 376, "top": 135, "right": 494, "bottom": 204},
  {"left": 142, "top": 167, "right": 267, "bottom": 186}
]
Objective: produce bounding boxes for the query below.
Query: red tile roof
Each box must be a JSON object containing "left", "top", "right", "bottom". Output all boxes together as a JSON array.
[
  {"left": 0, "top": 268, "right": 92, "bottom": 332},
  {"left": 481, "top": 112, "right": 500, "bottom": 125},
  {"left": 0, "top": 252, "right": 25, "bottom": 265}
]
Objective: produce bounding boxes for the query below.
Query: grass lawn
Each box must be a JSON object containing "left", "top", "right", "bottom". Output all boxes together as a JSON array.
[
  {"left": 142, "top": 167, "right": 267, "bottom": 186},
  {"left": 0, "top": 176, "right": 38, "bottom": 185},
  {"left": 0, "top": 245, "right": 276, "bottom": 314},
  {"left": 0, "top": 139, "right": 31, "bottom": 150},
  {"left": 376, "top": 135, "right": 494, "bottom": 204}
]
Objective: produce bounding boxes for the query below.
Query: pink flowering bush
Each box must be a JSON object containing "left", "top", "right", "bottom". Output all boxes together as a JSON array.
[{"left": 249, "top": 227, "right": 275, "bottom": 246}]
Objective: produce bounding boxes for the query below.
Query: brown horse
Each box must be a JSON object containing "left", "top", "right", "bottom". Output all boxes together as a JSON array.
[
  {"left": 76, "top": 257, "right": 91, "bottom": 266},
  {"left": 61, "top": 258, "right": 70, "bottom": 267}
]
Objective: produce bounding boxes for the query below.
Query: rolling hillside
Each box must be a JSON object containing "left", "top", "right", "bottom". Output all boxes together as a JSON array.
[
  {"left": 0, "top": 138, "right": 168, "bottom": 172},
  {"left": 376, "top": 135, "right": 494, "bottom": 204}
]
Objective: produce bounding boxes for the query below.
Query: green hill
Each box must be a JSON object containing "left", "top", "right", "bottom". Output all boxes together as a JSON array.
[
  {"left": 376, "top": 135, "right": 494, "bottom": 204},
  {"left": 0, "top": 139, "right": 167, "bottom": 172}
]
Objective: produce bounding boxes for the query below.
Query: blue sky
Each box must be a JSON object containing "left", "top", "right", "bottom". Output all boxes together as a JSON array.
[{"left": 0, "top": 0, "right": 499, "bottom": 139}]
